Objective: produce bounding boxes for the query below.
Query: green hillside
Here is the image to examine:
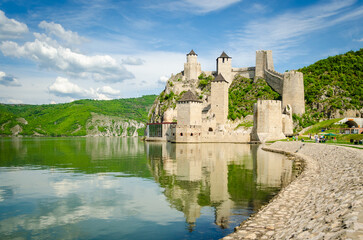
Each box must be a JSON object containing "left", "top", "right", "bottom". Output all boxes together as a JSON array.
[
  {"left": 295, "top": 48, "right": 363, "bottom": 128},
  {"left": 301, "top": 48, "right": 363, "bottom": 111},
  {"left": 228, "top": 76, "right": 280, "bottom": 120},
  {"left": 0, "top": 95, "right": 157, "bottom": 136},
  {"left": 227, "top": 49, "right": 363, "bottom": 130}
]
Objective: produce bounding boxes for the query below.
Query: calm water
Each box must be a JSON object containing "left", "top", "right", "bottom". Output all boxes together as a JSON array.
[{"left": 0, "top": 137, "right": 295, "bottom": 240}]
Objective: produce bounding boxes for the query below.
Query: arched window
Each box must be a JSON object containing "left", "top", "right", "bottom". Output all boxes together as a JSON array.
[
  {"left": 180, "top": 133, "right": 183, "bottom": 136},
  {"left": 208, "top": 127, "right": 213, "bottom": 132},
  {"left": 191, "top": 133, "right": 193, "bottom": 136}
]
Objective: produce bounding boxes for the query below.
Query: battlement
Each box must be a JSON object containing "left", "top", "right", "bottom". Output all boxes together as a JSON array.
[{"left": 257, "top": 99, "right": 281, "bottom": 105}]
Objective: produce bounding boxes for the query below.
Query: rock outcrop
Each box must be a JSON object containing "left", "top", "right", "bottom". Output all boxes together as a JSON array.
[{"left": 86, "top": 113, "right": 144, "bottom": 137}]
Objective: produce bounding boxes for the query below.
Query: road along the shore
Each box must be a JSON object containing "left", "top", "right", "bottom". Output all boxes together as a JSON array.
[{"left": 224, "top": 142, "right": 363, "bottom": 239}]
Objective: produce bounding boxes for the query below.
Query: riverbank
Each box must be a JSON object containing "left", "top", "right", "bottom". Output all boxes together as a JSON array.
[{"left": 224, "top": 142, "right": 363, "bottom": 239}]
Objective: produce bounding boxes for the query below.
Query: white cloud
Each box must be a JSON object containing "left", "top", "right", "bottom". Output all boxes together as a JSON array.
[
  {"left": 355, "top": 38, "right": 363, "bottom": 42},
  {"left": 97, "top": 86, "right": 120, "bottom": 96},
  {"left": 158, "top": 75, "right": 169, "bottom": 85},
  {"left": 229, "top": 0, "right": 363, "bottom": 65},
  {"left": 48, "top": 77, "right": 121, "bottom": 100},
  {"left": 151, "top": 0, "right": 241, "bottom": 14},
  {"left": 122, "top": 57, "right": 145, "bottom": 65},
  {"left": 0, "top": 39, "right": 134, "bottom": 83},
  {"left": 183, "top": 0, "right": 241, "bottom": 13},
  {"left": 0, "top": 71, "right": 21, "bottom": 87},
  {"left": 38, "top": 21, "right": 86, "bottom": 45},
  {"left": 49, "top": 77, "right": 85, "bottom": 98},
  {"left": 7, "top": 99, "right": 23, "bottom": 104},
  {"left": 0, "top": 10, "right": 28, "bottom": 39}
]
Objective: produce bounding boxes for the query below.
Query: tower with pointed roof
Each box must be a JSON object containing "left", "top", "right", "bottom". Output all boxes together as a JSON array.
[
  {"left": 211, "top": 74, "right": 229, "bottom": 125},
  {"left": 184, "top": 50, "right": 201, "bottom": 81},
  {"left": 177, "top": 90, "right": 202, "bottom": 126},
  {"left": 216, "top": 51, "right": 232, "bottom": 85}
]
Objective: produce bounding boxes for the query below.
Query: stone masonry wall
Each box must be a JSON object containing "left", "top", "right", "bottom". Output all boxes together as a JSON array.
[
  {"left": 264, "top": 69, "right": 284, "bottom": 95},
  {"left": 177, "top": 101, "right": 202, "bottom": 126},
  {"left": 251, "top": 100, "right": 286, "bottom": 142},
  {"left": 211, "top": 81, "right": 229, "bottom": 125},
  {"left": 225, "top": 142, "right": 363, "bottom": 240},
  {"left": 282, "top": 70, "right": 305, "bottom": 115}
]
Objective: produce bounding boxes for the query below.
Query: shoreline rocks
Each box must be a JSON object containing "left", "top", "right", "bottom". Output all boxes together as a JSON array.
[{"left": 224, "top": 142, "right": 363, "bottom": 239}]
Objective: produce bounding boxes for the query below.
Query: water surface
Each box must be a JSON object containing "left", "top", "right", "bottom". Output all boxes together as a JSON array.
[{"left": 0, "top": 137, "right": 295, "bottom": 239}]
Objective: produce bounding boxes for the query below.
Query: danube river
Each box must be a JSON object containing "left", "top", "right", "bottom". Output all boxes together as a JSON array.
[{"left": 0, "top": 137, "right": 296, "bottom": 239}]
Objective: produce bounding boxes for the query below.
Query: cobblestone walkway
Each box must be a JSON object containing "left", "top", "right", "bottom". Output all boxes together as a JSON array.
[{"left": 224, "top": 142, "right": 363, "bottom": 240}]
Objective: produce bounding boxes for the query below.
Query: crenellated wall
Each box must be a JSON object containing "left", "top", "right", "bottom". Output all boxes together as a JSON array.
[
  {"left": 254, "top": 50, "right": 305, "bottom": 115},
  {"left": 264, "top": 69, "right": 284, "bottom": 94},
  {"left": 232, "top": 67, "right": 255, "bottom": 79}
]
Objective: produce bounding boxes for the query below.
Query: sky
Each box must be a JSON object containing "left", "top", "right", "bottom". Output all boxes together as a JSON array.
[{"left": 0, "top": 0, "right": 362, "bottom": 104}]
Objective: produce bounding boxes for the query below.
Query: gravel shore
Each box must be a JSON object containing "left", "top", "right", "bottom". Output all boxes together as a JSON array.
[{"left": 224, "top": 142, "right": 363, "bottom": 239}]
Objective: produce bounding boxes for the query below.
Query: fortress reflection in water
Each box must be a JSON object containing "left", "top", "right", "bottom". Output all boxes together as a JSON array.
[{"left": 146, "top": 142, "right": 294, "bottom": 230}]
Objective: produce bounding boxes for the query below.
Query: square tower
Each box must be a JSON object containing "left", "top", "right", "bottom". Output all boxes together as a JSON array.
[
  {"left": 177, "top": 90, "right": 202, "bottom": 126},
  {"left": 211, "top": 74, "right": 229, "bottom": 125},
  {"left": 216, "top": 52, "right": 232, "bottom": 85}
]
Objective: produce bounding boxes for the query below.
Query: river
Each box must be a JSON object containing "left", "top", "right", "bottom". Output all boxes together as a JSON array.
[{"left": 0, "top": 137, "right": 296, "bottom": 239}]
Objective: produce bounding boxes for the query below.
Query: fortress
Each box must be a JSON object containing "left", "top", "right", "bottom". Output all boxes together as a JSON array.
[{"left": 146, "top": 50, "right": 304, "bottom": 143}]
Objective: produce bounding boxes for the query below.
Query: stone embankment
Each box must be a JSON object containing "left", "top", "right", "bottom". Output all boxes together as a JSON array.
[{"left": 224, "top": 142, "right": 363, "bottom": 239}]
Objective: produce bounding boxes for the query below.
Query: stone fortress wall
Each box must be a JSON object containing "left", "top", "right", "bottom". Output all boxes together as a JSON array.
[{"left": 146, "top": 49, "right": 304, "bottom": 143}]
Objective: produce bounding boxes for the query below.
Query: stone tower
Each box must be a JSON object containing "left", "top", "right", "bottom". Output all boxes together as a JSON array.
[
  {"left": 211, "top": 74, "right": 229, "bottom": 125},
  {"left": 216, "top": 51, "right": 232, "bottom": 85},
  {"left": 177, "top": 90, "right": 202, "bottom": 126},
  {"left": 282, "top": 71, "right": 305, "bottom": 115},
  {"left": 184, "top": 50, "right": 201, "bottom": 81},
  {"left": 251, "top": 100, "right": 286, "bottom": 142},
  {"left": 255, "top": 50, "right": 274, "bottom": 81}
]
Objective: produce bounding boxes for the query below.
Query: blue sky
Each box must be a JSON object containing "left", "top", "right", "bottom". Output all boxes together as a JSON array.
[{"left": 0, "top": 0, "right": 362, "bottom": 104}]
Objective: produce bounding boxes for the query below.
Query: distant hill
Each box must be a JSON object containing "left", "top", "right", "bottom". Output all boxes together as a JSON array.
[{"left": 0, "top": 95, "right": 157, "bottom": 137}]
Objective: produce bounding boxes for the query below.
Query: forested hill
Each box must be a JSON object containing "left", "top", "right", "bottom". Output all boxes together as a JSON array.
[
  {"left": 0, "top": 95, "right": 157, "bottom": 137},
  {"left": 299, "top": 48, "right": 363, "bottom": 120}
]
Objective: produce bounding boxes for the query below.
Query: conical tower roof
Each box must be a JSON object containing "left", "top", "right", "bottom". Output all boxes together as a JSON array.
[
  {"left": 212, "top": 73, "right": 228, "bottom": 83},
  {"left": 218, "top": 51, "right": 231, "bottom": 58},
  {"left": 178, "top": 90, "right": 202, "bottom": 103},
  {"left": 187, "top": 49, "right": 198, "bottom": 56}
]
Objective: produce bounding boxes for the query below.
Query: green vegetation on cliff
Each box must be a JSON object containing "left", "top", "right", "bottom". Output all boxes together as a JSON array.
[
  {"left": 290, "top": 48, "right": 363, "bottom": 130},
  {"left": 300, "top": 49, "right": 363, "bottom": 115},
  {"left": 0, "top": 95, "right": 156, "bottom": 136},
  {"left": 228, "top": 76, "right": 280, "bottom": 120}
]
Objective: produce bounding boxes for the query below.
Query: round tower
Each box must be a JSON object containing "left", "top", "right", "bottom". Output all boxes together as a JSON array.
[{"left": 184, "top": 50, "right": 201, "bottom": 81}]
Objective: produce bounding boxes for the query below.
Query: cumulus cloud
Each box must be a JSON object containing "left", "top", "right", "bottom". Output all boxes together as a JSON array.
[
  {"left": 38, "top": 21, "right": 86, "bottom": 45},
  {"left": 158, "top": 75, "right": 169, "bottom": 85},
  {"left": 48, "top": 77, "right": 121, "bottom": 100},
  {"left": 0, "top": 10, "right": 28, "bottom": 39},
  {"left": 122, "top": 57, "right": 145, "bottom": 65},
  {"left": 49, "top": 77, "right": 85, "bottom": 98},
  {"left": 97, "top": 86, "right": 120, "bottom": 96},
  {"left": 0, "top": 71, "right": 21, "bottom": 87},
  {"left": 0, "top": 40, "right": 134, "bottom": 83}
]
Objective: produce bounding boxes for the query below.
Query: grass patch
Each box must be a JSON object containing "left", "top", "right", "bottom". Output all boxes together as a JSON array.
[{"left": 303, "top": 118, "right": 343, "bottom": 134}]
